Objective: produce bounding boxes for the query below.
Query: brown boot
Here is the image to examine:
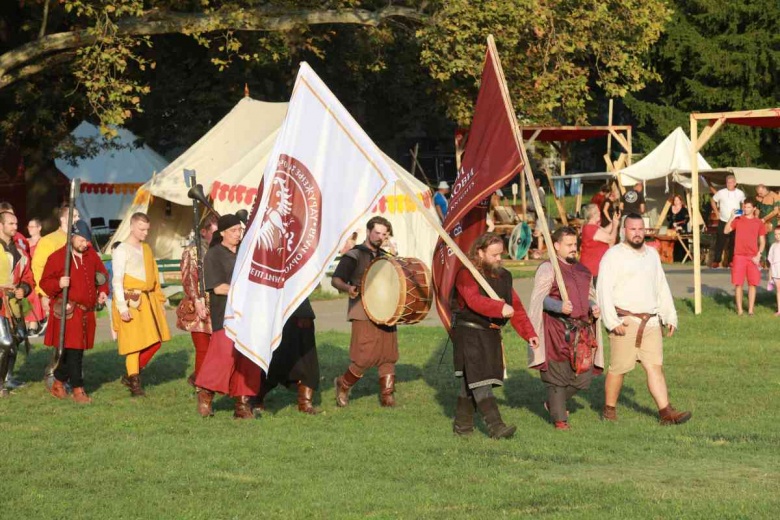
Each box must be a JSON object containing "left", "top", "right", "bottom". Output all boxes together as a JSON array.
[
  {"left": 476, "top": 397, "right": 516, "bottom": 439},
  {"left": 71, "top": 387, "right": 92, "bottom": 404},
  {"left": 125, "top": 374, "right": 145, "bottom": 397},
  {"left": 379, "top": 374, "right": 396, "bottom": 407},
  {"left": 186, "top": 373, "right": 196, "bottom": 388},
  {"left": 50, "top": 379, "right": 68, "bottom": 399},
  {"left": 234, "top": 396, "right": 259, "bottom": 419},
  {"left": 334, "top": 369, "right": 362, "bottom": 408},
  {"left": 296, "top": 382, "right": 319, "bottom": 415},
  {"left": 197, "top": 389, "right": 215, "bottom": 417},
  {"left": 452, "top": 396, "right": 475, "bottom": 436},
  {"left": 659, "top": 404, "right": 692, "bottom": 425},
  {"left": 601, "top": 405, "right": 618, "bottom": 422}
]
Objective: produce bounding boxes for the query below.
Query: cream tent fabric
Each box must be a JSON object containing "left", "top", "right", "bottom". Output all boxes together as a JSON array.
[
  {"left": 109, "top": 98, "right": 439, "bottom": 265},
  {"left": 55, "top": 121, "right": 168, "bottom": 224},
  {"left": 618, "top": 127, "right": 712, "bottom": 185}
]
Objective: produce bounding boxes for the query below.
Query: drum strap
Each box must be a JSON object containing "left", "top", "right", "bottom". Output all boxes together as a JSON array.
[{"left": 456, "top": 320, "right": 501, "bottom": 331}]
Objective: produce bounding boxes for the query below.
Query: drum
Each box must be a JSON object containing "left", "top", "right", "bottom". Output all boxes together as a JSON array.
[{"left": 360, "top": 256, "right": 432, "bottom": 326}]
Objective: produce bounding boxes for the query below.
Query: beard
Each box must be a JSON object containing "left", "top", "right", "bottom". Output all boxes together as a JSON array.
[
  {"left": 480, "top": 261, "right": 502, "bottom": 277},
  {"left": 627, "top": 237, "right": 644, "bottom": 249},
  {"left": 565, "top": 255, "right": 578, "bottom": 264}
]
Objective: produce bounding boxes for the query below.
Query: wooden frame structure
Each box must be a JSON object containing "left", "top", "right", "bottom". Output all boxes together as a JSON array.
[
  {"left": 519, "top": 125, "right": 632, "bottom": 224},
  {"left": 690, "top": 108, "right": 780, "bottom": 314}
]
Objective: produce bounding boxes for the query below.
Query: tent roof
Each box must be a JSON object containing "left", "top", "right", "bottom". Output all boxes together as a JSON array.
[
  {"left": 55, "top": 121, "right": 168, "bottom": 184},
  {"left": 692, "top": 108, "right": 780, "bottom": 128},
  {"left": 618, "top": 127, "right": 711, "bottom": 185},
  {"left": 519, "top": 125, "right": 630, "bottom": 142},
  {"left": 147, "top": 97, "right": 289, "bottom": 206}
]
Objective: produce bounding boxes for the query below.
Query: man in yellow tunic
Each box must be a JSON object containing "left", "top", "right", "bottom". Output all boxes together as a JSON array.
[
  {"left": 32, "top": 205, "right": 79, "bottom": 315},
  {"left": 111, "top": 212, "right": 170, "bottom": 397}
]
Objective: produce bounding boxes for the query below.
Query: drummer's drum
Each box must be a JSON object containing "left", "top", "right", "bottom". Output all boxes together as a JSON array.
[{"left": 360, "top": 256, "right": 432, "bottom": 326}]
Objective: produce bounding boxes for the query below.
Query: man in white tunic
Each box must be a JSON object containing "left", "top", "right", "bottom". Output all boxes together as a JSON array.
[{"left": 597, "top": 213, "right": 692, "bottom": 425}]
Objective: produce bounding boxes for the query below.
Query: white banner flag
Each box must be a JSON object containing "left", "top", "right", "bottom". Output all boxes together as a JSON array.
[{"left": 224, "top": 62, "right": 399, "bottom": 369}]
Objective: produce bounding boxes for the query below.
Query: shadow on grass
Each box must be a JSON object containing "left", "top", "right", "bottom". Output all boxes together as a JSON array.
[
  {"left": 14, "top": 343, "right": 189, "bottom": 394},
  {"left": 684, "top": 284, "right": 778, "bottom": 314}
]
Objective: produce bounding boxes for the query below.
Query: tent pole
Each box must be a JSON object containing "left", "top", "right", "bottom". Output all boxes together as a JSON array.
[
  {"left": 607, "top": 99, "right": 614, "bottom": 159},
  {"left": 691, "top": 115, "right": 702, "bottom": 315}
]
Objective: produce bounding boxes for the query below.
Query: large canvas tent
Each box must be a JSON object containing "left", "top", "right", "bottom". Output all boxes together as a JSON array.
[
  {"left": 110, "top": 97, "right": 440, "bottom": 264},
  {"left": 616, "top": 127, "right": 713, "bottom": 223},
  {"left": 55, "top": 121, "right": 168, "bottom": 226}
]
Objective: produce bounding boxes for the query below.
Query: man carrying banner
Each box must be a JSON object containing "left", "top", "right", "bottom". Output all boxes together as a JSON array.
[
  {"left": 111, "top": 212, "right": 171, "bottom": 397},
  {"left": 176, "top": 214, "right": 217, "bottom": 386},
  {"left": 451, "top": 232, "right": 538, "bottom": 439},
  {"left": 331, "top": 216, "right": 399, "bottom": 408},
  {"left": 255, "top": 297, "right": 320, "bottom": 414},
  {"left": 41, "top": 221, "right": 109, "bottom": 403},
  {"left": 0, "top": 210, "right": 35, "bottom": 398},
  {"left": 195, "top": 214, "right": 262, "bottom": 419},
  {"left": 528, "top": 227, "right": 604, "bottom": 430}
]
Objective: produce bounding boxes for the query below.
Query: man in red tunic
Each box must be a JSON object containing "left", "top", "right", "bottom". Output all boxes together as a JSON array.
[
  {"left": 451, "top": 232, "right": 538, "bottom": 439},
  {"left": 40, "top": 221, "right": 109, "bottom": 403},
  {"left": 529, "top": 227, "right": 604, "bottom": 430}
]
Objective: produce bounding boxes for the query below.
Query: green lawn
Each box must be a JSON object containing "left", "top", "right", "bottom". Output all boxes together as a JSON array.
[{"left": 2, "top": 295, "right": 778, "bottom": 518}]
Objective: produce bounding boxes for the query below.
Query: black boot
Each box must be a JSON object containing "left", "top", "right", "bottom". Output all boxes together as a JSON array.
[
  {"left": 476, "top": 397, "right": 516, "bottom": 439},
  {"left": 452, "top": 396, "right": 475, "bottom": 436},
  {"left": 4, "top": 350, "right": 24, "bottom": 389}
]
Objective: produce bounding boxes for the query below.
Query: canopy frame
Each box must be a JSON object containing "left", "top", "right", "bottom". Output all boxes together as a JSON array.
[{"left": 690, "top": 108, "right": 780, "bottom": 314}]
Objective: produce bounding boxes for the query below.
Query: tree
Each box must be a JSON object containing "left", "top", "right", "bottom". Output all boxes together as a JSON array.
[{"left": 623, "top": 0, "right": 780, "bottom": 167}]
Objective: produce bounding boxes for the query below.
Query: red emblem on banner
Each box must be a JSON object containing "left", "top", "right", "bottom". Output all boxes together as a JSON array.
[{"left": 249, "top": 154, "right": 322, "bottom": 288}]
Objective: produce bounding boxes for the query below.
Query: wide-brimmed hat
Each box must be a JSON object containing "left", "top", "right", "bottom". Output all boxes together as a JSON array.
[{"left": 437, "top": 181, "right": 450, "bottom": 190}]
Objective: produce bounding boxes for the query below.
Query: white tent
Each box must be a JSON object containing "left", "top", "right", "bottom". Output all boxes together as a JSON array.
[
  {"left": 55, "top": 121, "right": 168, "bottom": 226},
  {"left": 618, "top": 127, "right": 712, "bottom": 186},
  {"left": 109, "top": 98, "right": 439, "bottom": 265}
]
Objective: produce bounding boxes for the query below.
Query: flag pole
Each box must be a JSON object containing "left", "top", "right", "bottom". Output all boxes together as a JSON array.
[
  {"left": 394, "top": 180, "right": 500, "bottom": 300},
  {"left": 487, "top": 35, "right": 569, "bottom": 301}
]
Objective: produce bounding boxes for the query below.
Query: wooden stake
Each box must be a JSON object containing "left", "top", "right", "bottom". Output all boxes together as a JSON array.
[
  {"left": 607, "top": 99, "right": 614, "bottom": 158},
  {"left": 691, "top": 115, "right": 702, "bottom": 314},
  {"left": 655, "top": 199, "right": 672, "bottom": 229}
]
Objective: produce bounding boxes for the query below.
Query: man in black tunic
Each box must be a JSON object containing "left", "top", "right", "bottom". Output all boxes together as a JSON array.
[
  {"left": 255, "top": 297, "right": 320, "bottom": 414},
  {"left": 452, "top": 232, "right": 539, "bottom": 439}
]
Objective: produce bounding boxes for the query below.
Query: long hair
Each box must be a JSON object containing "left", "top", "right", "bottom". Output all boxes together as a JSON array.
[{"left": 468, "top": 232, "right": 504, "bottom": 276}]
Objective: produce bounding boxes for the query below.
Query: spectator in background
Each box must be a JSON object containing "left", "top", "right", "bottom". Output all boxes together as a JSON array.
[
  {"left": 433, "top": 181, "right": 450, "bottom": 222},
  {"left": 766, "top": 226, "right": 780, "bottom": 316},
  {"left": 527, "top": 178, "right": 546, "bottom": 219},
  {"left": 579, "top": 204, "right": 620, "bottom": 283},
  {"left": 621, "top": 182, "right": 646, "bottom": 216},
  {"left": 666, "top": 194, "right": 691, "bottom": 262},
  {"left": 601, "top": 188, "right": 620, "bottom": 227},
  {"left": 590, "top": 183, "right": 611, "bottom": 211},
  {"left": 755, "top": 184, "right": 779, "bottom": 263},
  {"left": 724, "top": 198, "right": 765, "bottom": 316},
  {"left": 26, "top": 218, "right": 42, "bottom": 252},
  {"left": 710, "top": 175, "right": 745, "bottom": 268}
]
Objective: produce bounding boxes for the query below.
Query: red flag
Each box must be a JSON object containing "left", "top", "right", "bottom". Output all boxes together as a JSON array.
[{"left": 432, "top": 39, "right": 524, "bottom": 330}]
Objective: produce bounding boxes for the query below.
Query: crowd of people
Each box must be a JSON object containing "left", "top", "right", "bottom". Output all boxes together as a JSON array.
[{"left": 2, "top": 174, "right": 777, "bottom": 435}]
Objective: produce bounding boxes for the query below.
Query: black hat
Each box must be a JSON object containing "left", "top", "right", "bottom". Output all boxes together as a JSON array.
[
  {"left": 217, "top": 214, "right": 242, "bottom": 232},
  {"left": 71, "top": 220, "right": 92, "bottom": 241}
]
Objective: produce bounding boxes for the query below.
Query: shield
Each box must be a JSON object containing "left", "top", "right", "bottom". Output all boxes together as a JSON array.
[{"left": 508, "top": 221, "right": 533, "bottom": 260}]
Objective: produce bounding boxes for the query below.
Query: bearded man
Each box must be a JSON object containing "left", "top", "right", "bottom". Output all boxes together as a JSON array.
[
  {"left": 528, "top": 227, "right": 604, "bottom": 430},
  {"left": 41, "top": 221, "right": 109, "bottom": 403},
  {"left": 597, "top": 213, "right": 691, "bottom": 425},
  {"left": 451, "top": 232, "right": 538, "bottom": 439}
]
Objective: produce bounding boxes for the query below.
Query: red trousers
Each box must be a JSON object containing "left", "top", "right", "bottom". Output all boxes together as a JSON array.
[
  {"left": 195, "top": 329, "right": 261, "bottom": 397},
  {"left": 191, "top": 331, "right": 211, "bottom": 377},
  {"left": 139, "top": 342, "right": 160, "bottom": 370}
]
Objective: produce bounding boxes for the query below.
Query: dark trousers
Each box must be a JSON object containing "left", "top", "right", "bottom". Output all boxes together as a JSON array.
[
  {"left": 712, "top": 220, "right": 734, "bottom": 265},
  {"left": 54, "top": 348, "right": 84, "bottom": 388}
]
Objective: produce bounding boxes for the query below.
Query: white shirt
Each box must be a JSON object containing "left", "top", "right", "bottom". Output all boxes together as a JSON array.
[
  {"left": 596, "top": 243, "right": 677, "bottom": 331},
  {"left": 111, "top": 242, "right": 147, "bottom": 313},
  {"left": 713, "top": 188, "right": 745, "bottom": 222}
]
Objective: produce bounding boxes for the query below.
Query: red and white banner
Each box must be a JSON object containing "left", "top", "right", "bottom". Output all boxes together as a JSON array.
[
  {"left": 223, "top": 63, "right": 400, "bottom": 369},
  {"left": 432, "top": 39, "right": 525, "bottom": 331}
]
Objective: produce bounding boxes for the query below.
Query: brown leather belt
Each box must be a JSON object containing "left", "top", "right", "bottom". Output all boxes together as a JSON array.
[
  {"left": 616, "top": 307, "right": 657, "bottom": 349},
  {"left": 456, "top": 320, "right": 501, "bottom": 331}
]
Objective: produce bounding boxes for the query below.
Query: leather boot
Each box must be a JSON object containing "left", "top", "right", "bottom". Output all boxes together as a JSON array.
[
  {"left": 601, "top": 405, "right": 618, "bottom": 422},
  {"left": 452, "top": 396, "right": 475, "bottom": 436},
  {"left": 186, "top": 373, "right": 196, "bottom": 388},
  {"left": 4, "top": 352, "right": 24, "bottom": 390},
  {"left": 125, "top": 374, "right": 145, "bottom": 397},
  {"left": 197, "top": 389, "right": 215, "bottom": 417},
  {"left": 334, "top": 369, "right": 362, "bottom": 408},
  {"left": 71, "top": 387, "right": 92, "bottom": 404},
  {"left": 379, "top": 374, "right": 396, "bottom": 407},
  {"left": 659, "top": 404, "right": 692, "bottom": 426},
  {"left": 50, "top": 379, "right": 67, "bottom": 399},
  {"left": 476, "top": 397, "right": 516, "bottom": 439},
  {"left": 296, "top": 382, "right": 319, "bottom": 415},
  {"left": 233, "top": 396, "right": 258, "bottom": 419}
]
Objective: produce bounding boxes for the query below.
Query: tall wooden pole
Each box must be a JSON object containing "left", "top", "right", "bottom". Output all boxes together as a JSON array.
[
  {"left": 691, "top": 115, "right": 702, "bottom": 314},
  {"left": 607, "top": 99, "right": 614, "bottom": 158}
]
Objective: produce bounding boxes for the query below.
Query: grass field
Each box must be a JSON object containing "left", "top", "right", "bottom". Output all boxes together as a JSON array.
[{"left": 2, "top": 295, "right": 779, "bottom": 519}]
